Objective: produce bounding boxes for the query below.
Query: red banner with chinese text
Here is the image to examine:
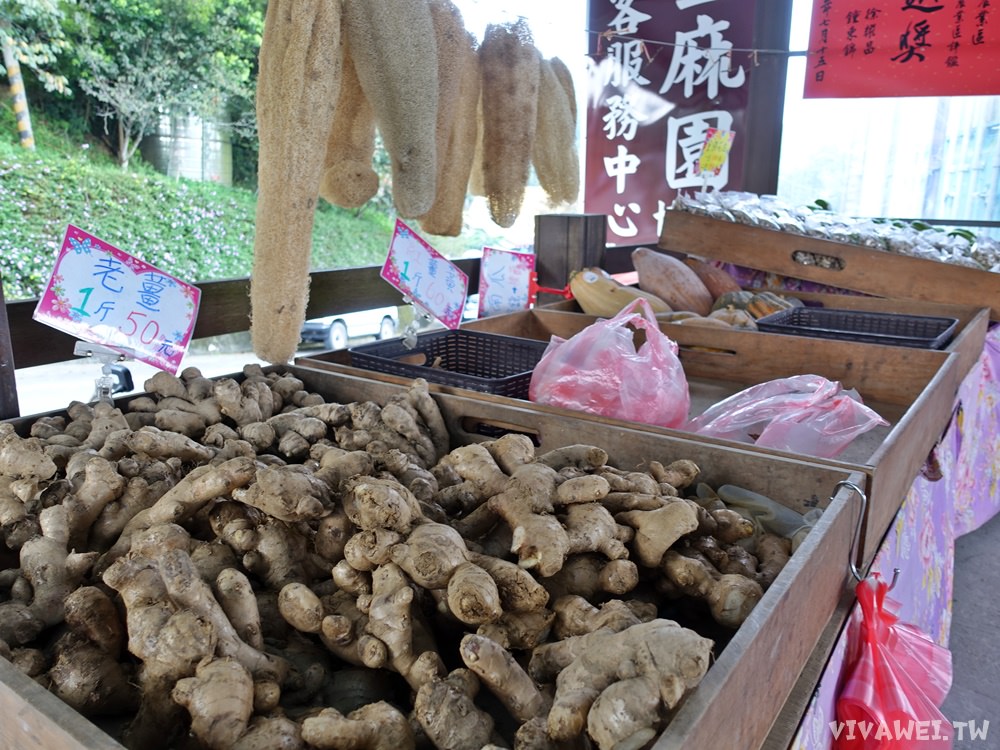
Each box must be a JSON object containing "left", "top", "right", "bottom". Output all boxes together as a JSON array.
[
  {"left": 804, "top": 0, "right": 1000, "bottom": 98},
  {"left": 583, "top": 0, "right": 756, "bottom": 246}
]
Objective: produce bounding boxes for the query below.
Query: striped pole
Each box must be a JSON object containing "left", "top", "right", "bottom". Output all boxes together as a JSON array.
[{"left": 2, "top": 36, "right": 36, "bottom": 150}]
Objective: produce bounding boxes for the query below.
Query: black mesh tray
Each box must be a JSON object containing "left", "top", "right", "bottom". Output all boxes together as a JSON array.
[
  {"left": 755, "top": 307, "right": 958, "bottom": 349},
  {"left": 348, "top": 329, "right": 549, "bottom": 398}
]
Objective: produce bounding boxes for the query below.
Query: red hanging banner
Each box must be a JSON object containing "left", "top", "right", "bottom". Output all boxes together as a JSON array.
[{"left": 804, "top": 0, "right": 1000, "bottom": 98}]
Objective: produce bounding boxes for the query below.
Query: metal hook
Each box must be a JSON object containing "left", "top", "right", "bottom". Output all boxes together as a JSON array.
[{"left": 837, "top": 479, "right": 901, "bottom": 591}]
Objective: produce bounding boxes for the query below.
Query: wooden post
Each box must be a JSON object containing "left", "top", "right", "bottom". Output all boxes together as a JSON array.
[
  {"left": 0, "top": 278, "right": 20, "bottom": 419},
  {"left": 533, "top": 214, "right": 607, "bottom": 306}
]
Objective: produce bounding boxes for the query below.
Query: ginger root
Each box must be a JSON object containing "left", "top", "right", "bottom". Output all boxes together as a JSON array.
[{"left": 541, "top": 619, "right": 713, "bottom": 749}]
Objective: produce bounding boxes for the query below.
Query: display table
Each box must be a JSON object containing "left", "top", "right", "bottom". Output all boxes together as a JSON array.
[{"left": 791, "top": 325, "right": 1000, "bottom": 749}]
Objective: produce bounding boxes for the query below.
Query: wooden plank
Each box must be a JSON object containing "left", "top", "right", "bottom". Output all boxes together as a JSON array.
[
  {"left": 0, "top": 281, "right": 20, "bottom": 419},
  {"left": 857, "top": 350, "right": 964, "bottom": 565},
  {"left": 3, "top": 261, "right": 483, "bottom": 370},
  {"left": 0, "top": 657, "right": 125, "bottom": 750},
  {"left": 760, "top": 589, "right": 857, "bottom": 750},
  {"left": 658, "top": 211, "right": 1000, "bottom": 320}
]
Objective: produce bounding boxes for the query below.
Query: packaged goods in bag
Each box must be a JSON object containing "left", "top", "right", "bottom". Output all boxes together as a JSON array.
[
  {"left": 528, "top": 298, "right": 690, "bottom": 429},
  {"left": 687, "top": 374, "right": 887, "bottom": 458}
]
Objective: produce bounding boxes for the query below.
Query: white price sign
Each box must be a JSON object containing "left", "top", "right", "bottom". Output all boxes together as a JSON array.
[{"left": 33, "top": 225, "right": 201, "bottom": 374}]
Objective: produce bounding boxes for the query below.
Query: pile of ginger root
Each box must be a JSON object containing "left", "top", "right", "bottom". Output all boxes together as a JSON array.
[{"left": 0, "top": 367, "right": 796, "bottom": 750}]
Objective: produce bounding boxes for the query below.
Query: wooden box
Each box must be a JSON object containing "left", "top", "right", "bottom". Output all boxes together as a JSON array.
[
  {"left": 300, "top": 310, "right": 963, "bottom": 566},
  {"left": 1, "top": 365, "right": 863, "bottom": 750},
  {"left": 658, "top": 209, "right": 1000, "bottom": 320},
  {"left": 538, "top": 285, "right": 989, "bottom": 384}
]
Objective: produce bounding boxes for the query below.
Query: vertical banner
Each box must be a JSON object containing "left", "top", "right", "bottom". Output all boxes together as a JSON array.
[
  {"left": 804, "top": 0, "right": 999, "bottom": 98},
  {"left": 584, "top": 0, "right": 756, "bottom": 246}
]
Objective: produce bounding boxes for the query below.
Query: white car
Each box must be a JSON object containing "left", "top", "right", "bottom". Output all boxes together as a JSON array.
[{"left": 300, "top": 306, "right": 399, "bottom": 350}]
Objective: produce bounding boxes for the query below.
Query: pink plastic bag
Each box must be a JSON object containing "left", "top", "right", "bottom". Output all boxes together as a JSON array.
[
  {"left": 834, "top": 575, "right": 953, "bottom": 750},
  {"left": 686, "top": 374, "right": 887, "bottom": 458},
  {"left": 528, "top": 298, "right": 689, "bottom": 429}
]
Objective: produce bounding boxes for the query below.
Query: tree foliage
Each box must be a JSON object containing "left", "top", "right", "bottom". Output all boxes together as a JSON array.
[
  {"left": 0, "top": 0, "right": 72, "bottom": 94},
  {"left": 72, "top": 0, "right": 264, "bottom": 168}
]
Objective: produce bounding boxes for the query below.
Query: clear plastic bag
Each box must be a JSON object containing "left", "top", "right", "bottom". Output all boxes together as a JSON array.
[
  {"left": 686, "top": 374, "right": 888, "bottom": 458},
  {"left": 528, "top": 298, "right": 690, "bottom": 429}
]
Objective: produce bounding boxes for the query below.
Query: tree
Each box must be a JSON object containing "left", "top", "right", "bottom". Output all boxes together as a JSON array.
[
  {"left": 73, "top": 0, "right": 263, "bottom": 169},
  {"left": 1, "top": 0, "right": 73, "bottom": 147}
]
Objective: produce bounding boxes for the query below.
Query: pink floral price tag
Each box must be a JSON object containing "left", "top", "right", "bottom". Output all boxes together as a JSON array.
[
  {"left": 380, "top": 219, "right": 467, "bottom": 329},
  {"left": 478, "top": 247, "right": 535, "bottom": 317},
  {"left": 33, "top": 225, "right": 201, "bottom": 374}
]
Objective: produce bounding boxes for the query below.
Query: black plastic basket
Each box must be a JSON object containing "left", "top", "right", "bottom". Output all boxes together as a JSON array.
[
  {"left": 348, "top": 329, "right": 549, "bottom": 398},
  {"left": 755, "top": 307, "right": 958, "bottom": 349}
]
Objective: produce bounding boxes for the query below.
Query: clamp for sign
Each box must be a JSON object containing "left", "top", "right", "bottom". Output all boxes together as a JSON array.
[
  {"left": 73, "top": 341, "right": 136, "bottom": 404},
  {"left": 400, "top": 296, "right": 435, "bottom": 350},
  {"left": 528, "top": 272, "right": 574, "bottom": 306}
]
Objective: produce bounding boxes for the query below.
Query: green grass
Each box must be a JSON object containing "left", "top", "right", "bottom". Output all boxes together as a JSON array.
[{"left": 0, "top": 105, "right": 489, "bottom": 302}]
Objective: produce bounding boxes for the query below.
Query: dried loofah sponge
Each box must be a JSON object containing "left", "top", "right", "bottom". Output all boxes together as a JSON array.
[
  {"left": 479, "top": 19, "right": 541, "bottom": 228},
  {"left": 343, "top": 0, "right": 439, "bottom": 219},
  {"left": 533, "top": 56, "right": 580, "bottom": 206},
  {"left": 251, "top": 0, "right": 343, "bottom": 365},
  {"left": 319, "top": 35, "right": 379, "bottom": 210},
  {"left": 419, "top": 0, "right": 480, "bottom": 237}
]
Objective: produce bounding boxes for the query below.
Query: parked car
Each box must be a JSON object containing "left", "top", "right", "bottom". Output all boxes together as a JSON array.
[{"left": 300, "top": 306, "right": 399, "bottom": 350}]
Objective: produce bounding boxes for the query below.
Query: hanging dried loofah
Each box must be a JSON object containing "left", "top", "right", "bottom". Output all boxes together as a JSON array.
[
  {"left": 418, "top": 0, "right": 480, "bottom": 237},
  {"left": 467, "top": 100, "right": 486, "bottom": 198},
  {"left": 319, "top": 35, "right": 379, "bottom": 210},
  {"left": 251, "top": 0, "right": 343, "bottom": 365},
  {"left": 532, "top": 56, "right": 580, "bottom": 207},
  {"left": 342, "top": 0, "right": 439, "bottom": 219},
  {"left": 479, "top": 19, "right": 542, "bottom": 228}
]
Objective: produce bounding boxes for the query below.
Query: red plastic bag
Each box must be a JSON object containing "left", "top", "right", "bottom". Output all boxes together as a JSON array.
[
  {"left": 686, "top": 374, "right": 888, "bottom": 458},
  {"left": 528, "top": 298, "right": 689, "bottom": 429},
  {"left": 834, "top": 575, "right": 953, "bottom": 750}
]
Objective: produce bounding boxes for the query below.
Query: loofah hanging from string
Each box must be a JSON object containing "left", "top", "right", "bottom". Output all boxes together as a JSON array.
[
  {"left": 478, "top": 19, "right": 541, "bottom": 229},
  {"left": 532, "top": 56, "right": 580, "bottom": 207},
  {"left": 342, "top": 0, "right": 439, "bottom": 219},
  {"left": 250, "top": 0, "right": 343, "bottom": 365},
  {"left": 418, "top": 0, "right": 481, "bottom": 237},
  {"left": 319, "top": 35, "right": 379, "bottom": 210}
]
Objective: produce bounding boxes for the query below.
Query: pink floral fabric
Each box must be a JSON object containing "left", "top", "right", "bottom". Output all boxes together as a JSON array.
[{"left": 791, "top": 325, "right": 1000, "bottom": 749}]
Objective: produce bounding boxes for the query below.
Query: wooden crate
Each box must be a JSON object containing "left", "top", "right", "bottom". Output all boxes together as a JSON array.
[
  {"left": 536, "top": 286, "right": 989, "bottom": 383},
  {"left": 1, "top": 365, "right": 863, "bottom": 750},
  {"left": 300, "top": 310, "right": 963, "bottom": 566},
  {"left": 658, "top": 209, "right": 1000, "bottom": 320}
]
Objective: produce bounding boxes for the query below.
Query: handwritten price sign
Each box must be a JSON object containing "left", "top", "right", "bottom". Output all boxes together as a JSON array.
[
  {"left": 33, "top": 225, "right": 201, "bottom": 374},
  {"left": 696, "top": 128, "right": 735, "bottom": 176},
  {"left": 478, "top": 247, "right": 535, "bottom": 318},
  {"left": 380, "top": 220, "right": 468, "bottom": 329}
]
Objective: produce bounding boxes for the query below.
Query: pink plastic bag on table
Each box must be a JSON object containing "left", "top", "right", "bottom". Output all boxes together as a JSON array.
[
  {"left": 834, "top": 575, "right": 953, "bottom": 750},
  {"left": 686, "top": 373, "right": 887, "bottom": 458},
  {"left": 528, "top": 298, "right": 689, "bottom": 429}
]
